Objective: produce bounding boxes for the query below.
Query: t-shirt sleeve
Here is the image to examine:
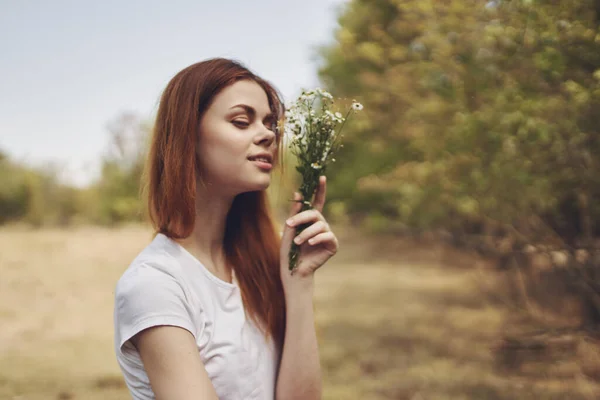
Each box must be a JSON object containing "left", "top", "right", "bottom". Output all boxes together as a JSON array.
[{"left": 114, "top": 262, "right": 198, "bottom": 353}]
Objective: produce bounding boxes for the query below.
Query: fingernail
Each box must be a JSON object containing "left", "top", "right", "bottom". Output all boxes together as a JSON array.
[
  {"left": 294, "top": 236, "right": 301, "bottom": 244},
  {"left": 286, "top": 219, "right": 294, "bottom": 226}
]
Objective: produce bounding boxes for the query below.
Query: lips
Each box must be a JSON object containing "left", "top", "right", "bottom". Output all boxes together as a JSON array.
[
  {"left": 248, "top": 153, "right": 274, "bottom": 171},
  {"left": 247, "top": 153, "right": 273, "bottom": 164},
  {"left": 249, "top": 156, "right": 271, "bottom": 163}
]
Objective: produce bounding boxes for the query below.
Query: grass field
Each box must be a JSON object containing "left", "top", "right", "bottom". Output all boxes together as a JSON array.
[{"left": 1, "top": 224, "right": 599, "bottom": 399}]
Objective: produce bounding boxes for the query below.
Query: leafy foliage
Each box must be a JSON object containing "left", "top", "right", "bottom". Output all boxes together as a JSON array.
[
  {"left": 318, "top": 0, "right": 600, "bottom": 244},
  {"left": 0, "top": 112, "right": 149, "bottom": 227}
]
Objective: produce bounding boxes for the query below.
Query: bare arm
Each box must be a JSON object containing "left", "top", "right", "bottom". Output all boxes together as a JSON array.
[
  {"left": 276, "top": 178, "right": 339, "bottom": 400},
  {"left": 275, "top": 279, "right": 322, "bottom": 400},
  {"left": 131, "top": 326, "right": 219, "bottom": 400}
]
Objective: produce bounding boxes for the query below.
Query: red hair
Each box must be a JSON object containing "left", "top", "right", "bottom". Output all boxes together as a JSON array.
[{"left": 143, "top": 58, "right": 286, "bottom": 349}]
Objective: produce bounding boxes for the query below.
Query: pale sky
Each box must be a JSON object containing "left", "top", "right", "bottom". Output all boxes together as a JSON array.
[{"left": 0, "top": 0, "right": 347, "bottom": 186}]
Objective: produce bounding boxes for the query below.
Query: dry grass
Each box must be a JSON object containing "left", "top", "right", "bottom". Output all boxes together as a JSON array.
[{"left": 0, "top": 224, "right": 599, "bottom": 399}]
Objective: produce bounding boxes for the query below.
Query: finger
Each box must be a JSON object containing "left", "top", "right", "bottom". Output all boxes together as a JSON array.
[
  {"left": 306, "top": 231, "right": 338, "bottom": 251},
  {"left": 313, "top": 176, "right": 327, "bottom": 212},
  {"left": 293, "top": 220, "right": 329, "bottom": 245},
  {"left": 286, "top": 209, "right": 324, "bottom": 228}
]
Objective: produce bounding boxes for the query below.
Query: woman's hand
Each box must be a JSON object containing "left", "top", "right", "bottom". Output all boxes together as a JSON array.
[{"left": 280, "top": 176, "right": 339, "bottom": 289}]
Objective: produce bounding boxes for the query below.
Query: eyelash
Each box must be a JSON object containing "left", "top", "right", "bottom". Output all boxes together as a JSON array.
[
  {"left": 232, "top": 120, "right": 279, "bottom": 135},
  {"left": 232, "top": 120, "right": 249, "bottom": 128}
]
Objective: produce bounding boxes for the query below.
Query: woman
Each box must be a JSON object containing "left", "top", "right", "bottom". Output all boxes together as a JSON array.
[{"left": 113, "top": 58, "right": 338, "bottom": 400}]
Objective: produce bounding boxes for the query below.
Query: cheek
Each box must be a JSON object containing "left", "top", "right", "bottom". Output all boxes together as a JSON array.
[{"left": 197, "top": 126, "right": 249, "bottom": 173}]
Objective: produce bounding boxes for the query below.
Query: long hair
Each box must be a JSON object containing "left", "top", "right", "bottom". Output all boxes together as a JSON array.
[{"left": 143, "top": 58, "right": 286, "bottom": 349}]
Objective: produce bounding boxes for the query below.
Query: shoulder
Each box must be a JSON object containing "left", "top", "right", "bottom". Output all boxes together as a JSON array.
[
  {"left": 114, "top": 234, "right": 197, "bottom": 319},
  {"left": 115, "top": 259, "right": 188, "bottom": 307},
  {"left": 114, "top": 238, "right": 203, "bottom": 350},
  {"left": 115, "top": 234, "right": 183, "bottom": 295}
]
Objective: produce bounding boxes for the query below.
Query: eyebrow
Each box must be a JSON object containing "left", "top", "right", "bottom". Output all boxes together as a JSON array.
[{"left": 229, "top": 104, "right": 276, "bottom": 120}]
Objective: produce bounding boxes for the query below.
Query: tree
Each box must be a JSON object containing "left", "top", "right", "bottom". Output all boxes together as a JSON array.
[
  {"left": 94, "top": 112, "right": 149, "bottom": 224},
  {"left": 318, "top": 0, "right": 600, "bottom": 244}
]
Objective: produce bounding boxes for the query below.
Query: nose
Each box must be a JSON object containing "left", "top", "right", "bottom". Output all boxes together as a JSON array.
[{"left": 254, "top": 123, "right": 276, "bottom": 148}]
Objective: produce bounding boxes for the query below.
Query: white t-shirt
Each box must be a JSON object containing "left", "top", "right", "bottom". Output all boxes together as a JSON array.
[{"left": 113, "top": 233, "right": 280, "bottom": 400}]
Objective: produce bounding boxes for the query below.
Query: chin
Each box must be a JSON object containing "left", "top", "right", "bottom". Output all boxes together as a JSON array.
[
  {"left": 255, "top": 180, "right": 271, "bottom": 192},
  {"left": 239, "top": 179, "right": 271, "bottom": 194}
]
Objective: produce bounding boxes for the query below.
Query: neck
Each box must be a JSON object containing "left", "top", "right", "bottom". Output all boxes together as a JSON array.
[{"left": 177, "top": 183, "right": 235, "bottom": 278}]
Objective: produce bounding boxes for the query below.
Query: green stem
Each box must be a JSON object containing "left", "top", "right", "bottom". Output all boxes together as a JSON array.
[
  {"left": 288, "top": 174, "right": 320, "bottom": 272},
  {"left": 288, "top": 201, "right": 312, "bottom": 272}
]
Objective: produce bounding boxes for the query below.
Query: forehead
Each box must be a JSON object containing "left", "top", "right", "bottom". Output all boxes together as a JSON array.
[{"left": 212, "top": 80, "right": 271, "bottom": 113}]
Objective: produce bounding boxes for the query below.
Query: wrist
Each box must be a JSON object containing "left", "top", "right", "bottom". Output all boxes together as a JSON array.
[
  {"left": 283, "top": 273, "right": 315, "bottom": 298},
  {"left": 284, "top": 283, "right": 315, "bottom": 313}
]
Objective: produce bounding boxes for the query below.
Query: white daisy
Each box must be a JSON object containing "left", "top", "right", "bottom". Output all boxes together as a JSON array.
[{"left": 351, "top": 102, "right": 364, "bottom": 111}]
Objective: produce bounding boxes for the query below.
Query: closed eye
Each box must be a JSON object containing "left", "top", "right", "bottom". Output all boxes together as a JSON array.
[
  {"left": 232, "top": 120, "right": 249, "bottom": 128},
  {"left": 232, "top": 118, "right": 279, "bottom": 137}
]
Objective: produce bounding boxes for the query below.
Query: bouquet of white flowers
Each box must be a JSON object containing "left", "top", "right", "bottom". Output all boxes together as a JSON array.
[{"left": 281, "top": 88, "right": 363, "bottom": 273}]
